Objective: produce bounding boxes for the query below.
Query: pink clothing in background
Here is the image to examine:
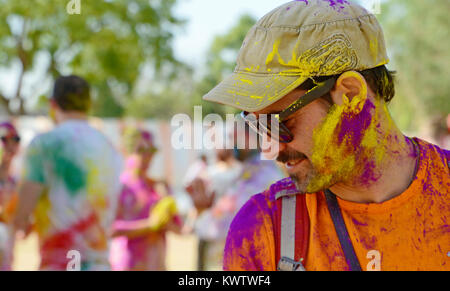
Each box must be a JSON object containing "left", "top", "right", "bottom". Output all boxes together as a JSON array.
[{"left": 110, "top": 156, "right": 178, "bottom": 271}]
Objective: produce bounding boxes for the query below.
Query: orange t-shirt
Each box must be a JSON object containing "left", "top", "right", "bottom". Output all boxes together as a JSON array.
[{"left": 223, "top": 138, "right": 450, "bottom": 271}]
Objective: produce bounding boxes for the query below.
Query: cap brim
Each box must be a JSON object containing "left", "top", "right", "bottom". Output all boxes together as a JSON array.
[{"left": 203, "top": 72, "right": 309, "bottom": 112}]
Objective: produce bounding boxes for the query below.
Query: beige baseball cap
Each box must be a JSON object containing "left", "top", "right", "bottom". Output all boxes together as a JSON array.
[{"left": 203, "top": 0, "right": 389, "bottom": 112}]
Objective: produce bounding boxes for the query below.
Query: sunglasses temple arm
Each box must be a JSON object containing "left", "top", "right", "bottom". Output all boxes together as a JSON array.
[{"left": 279, "top": 77, "right": 337, "bottom": 120}]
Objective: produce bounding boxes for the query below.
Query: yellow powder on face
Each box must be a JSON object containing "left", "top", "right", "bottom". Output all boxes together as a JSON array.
[
  {"left": 307, "top": 73, "right": 406, "bottom": 192},
  {"left": 307, "top": 73, "right": 386, "bottom": 191},
  {"left": 308, "top": 101, "right": 354, "bottom": 192}
]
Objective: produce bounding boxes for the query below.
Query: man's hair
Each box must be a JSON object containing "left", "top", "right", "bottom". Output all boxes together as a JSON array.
[
  {"left": 299, "top": 65, "right": 396, "bottom": 103},
  {"left": 52, "top": 75, "right": 91, "bottom": 113}
]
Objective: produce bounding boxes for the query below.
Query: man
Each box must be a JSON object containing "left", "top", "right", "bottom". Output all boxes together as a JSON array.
[
  {"left": 0, "top": 122, "right": 20, "bottom": 270},
  {"left": 13, "top": 75, "right": 123, "bottom": 270},
  {"left": 203, "top": 1, "right": 449, "bottom": 271}
]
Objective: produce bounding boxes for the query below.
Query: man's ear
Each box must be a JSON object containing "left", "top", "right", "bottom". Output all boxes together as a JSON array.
[{"left": 330, "top": 71, "right": 368, "bottom": 106}]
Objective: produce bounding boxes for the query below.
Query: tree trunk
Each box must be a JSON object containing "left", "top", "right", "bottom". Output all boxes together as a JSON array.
[
  {"left": 0, "top": 93, "right": 12, "bottom": 115},
  {"left": 14, "top": 18, "right": 28, "bottom": 116}
]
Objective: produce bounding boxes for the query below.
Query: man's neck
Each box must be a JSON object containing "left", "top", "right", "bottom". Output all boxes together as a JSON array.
[{"left": 329, "top": 130, "right": 418, "bottom": 204}]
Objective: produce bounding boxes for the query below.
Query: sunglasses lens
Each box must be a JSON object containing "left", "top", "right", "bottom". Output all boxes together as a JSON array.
[
  {"left": 278, "top": 126, "right": 294, "bottom": 143},
  {"left": 242, "top": 112, "right": 293, "bottom": 144}
]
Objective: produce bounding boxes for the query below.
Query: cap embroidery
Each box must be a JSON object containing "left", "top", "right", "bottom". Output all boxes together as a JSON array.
[{"left": 267, "top": 33, "right": 359, "bottom": 77}]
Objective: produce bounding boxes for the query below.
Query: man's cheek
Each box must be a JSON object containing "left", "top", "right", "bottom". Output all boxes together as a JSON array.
[{"left": 310, "top": 104, "right": 347, "bottom": 172}]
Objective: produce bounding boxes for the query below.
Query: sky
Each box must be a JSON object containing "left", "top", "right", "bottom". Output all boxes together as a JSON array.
[
  {"left": 172, "top": 0, "right": 296, "bottom": 66},
  {"left": 172, "top": 0, "right": 379, "bottom": 66}
]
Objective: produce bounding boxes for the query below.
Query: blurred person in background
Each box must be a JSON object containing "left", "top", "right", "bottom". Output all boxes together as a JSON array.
[
  {"left": 181, "top": 153, "right": 208, "bottom": 234},
  {"left": 12, "top": 75, "right": 123, "bottom": 271},
  {"left": 432, "top": 114, "right": 450, "bottom": 149},
  {"left": 199, "top": 122, "right": 284, "bottom": 246},
  {"left": 182, "top": 154, "right": 208, "bottom": 193},
  {"left": 0, "top": 122, "right": 20, "bottom": 270},
  {"left": 185, "top": 146, "right": 242, "bottom": 270},
  {"left": 185, "top": 123, "right": 283, "bottom": 270},
  {"left": 110, "top": 128, "right": 182, "bottom": 271}
]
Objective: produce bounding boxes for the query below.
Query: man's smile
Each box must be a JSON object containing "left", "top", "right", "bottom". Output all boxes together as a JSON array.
[{"left": 285, "top": 157, "right": 307, "bottom": 173}]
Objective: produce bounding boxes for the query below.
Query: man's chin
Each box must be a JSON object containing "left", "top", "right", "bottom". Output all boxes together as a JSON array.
[
  {"left": 290, "top": 171, "right": 335, "bottom": 194},
  {"left": 290, "top": 172, "right": 314, "bottom": 194}
]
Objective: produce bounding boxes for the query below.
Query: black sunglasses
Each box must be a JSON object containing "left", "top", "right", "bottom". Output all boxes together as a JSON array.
[{"left": 241, "top": 76, "right": 337, "bottom": 143}]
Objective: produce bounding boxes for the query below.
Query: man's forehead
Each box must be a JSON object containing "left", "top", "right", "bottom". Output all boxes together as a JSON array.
[{"left": 254, "top": 88, "right": 306, "bottom": 115}]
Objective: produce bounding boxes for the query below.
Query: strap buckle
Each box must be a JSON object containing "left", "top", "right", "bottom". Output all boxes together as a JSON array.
[{"left": 277, "top": 257, "right": 306, "bottom": 271}]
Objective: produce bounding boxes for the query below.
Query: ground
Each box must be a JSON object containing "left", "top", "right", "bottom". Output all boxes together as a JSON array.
[{"left": 13, "top": 232, "right": 199, "bottom": 271}]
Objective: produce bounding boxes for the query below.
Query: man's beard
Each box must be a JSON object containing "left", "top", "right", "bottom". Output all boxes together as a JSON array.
[
  {"left": 277, "top": 149, "right": 335, "bottom": 193},
  {"left": 291, "top": 164, "right": 318, "bottom": 193}
]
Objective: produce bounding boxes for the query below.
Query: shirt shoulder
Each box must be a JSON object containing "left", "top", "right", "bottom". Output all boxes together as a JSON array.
[
  {"left": 223, "top": 177, "right": 296, "bottom": 271},
  {"left": 415, "top": 138, "right": 450, "bottom": 185},
  {"left": 415, "top": 137, "right": 450, "bottom": 168}
]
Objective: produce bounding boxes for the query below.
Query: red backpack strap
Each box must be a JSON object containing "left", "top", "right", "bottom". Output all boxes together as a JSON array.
[{"left": 272, "top": 180, "right": 310, "bottom": 271}]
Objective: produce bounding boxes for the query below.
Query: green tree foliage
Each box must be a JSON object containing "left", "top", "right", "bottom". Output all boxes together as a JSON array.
[
  {"left": 124, "top": 69, "right": 194, "bottom": 119},
  {"left": 191, "top": 14, "right": 257, "bottom": 117},
  {"left": 377, "top": 0, "right": 450, "bottom": 131},
  {"left": 0, "top": 0, "right": 184, "bottom": 116},
  {"left": 124, "top": 14, "right": 257, "bottom": 119}
]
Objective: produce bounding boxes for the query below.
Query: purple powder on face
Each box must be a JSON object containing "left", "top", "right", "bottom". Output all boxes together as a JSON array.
[
  {"left": 295, "top": 0, "right": 309, "bottom": 4},
  {"left": 335, "top": 99, "right": 382, "bottom": 185},
  {"left": 337, "top": 99, "right": 376, "bottom": 147}
]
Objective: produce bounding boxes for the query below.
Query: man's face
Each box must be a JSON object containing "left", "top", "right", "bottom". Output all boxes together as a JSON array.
[
  {"left": 255, "top": 76, "right": 380, "bottom": 193},
  {"left": 255, "top": 88, "right": 332, "bottom": 193}
]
